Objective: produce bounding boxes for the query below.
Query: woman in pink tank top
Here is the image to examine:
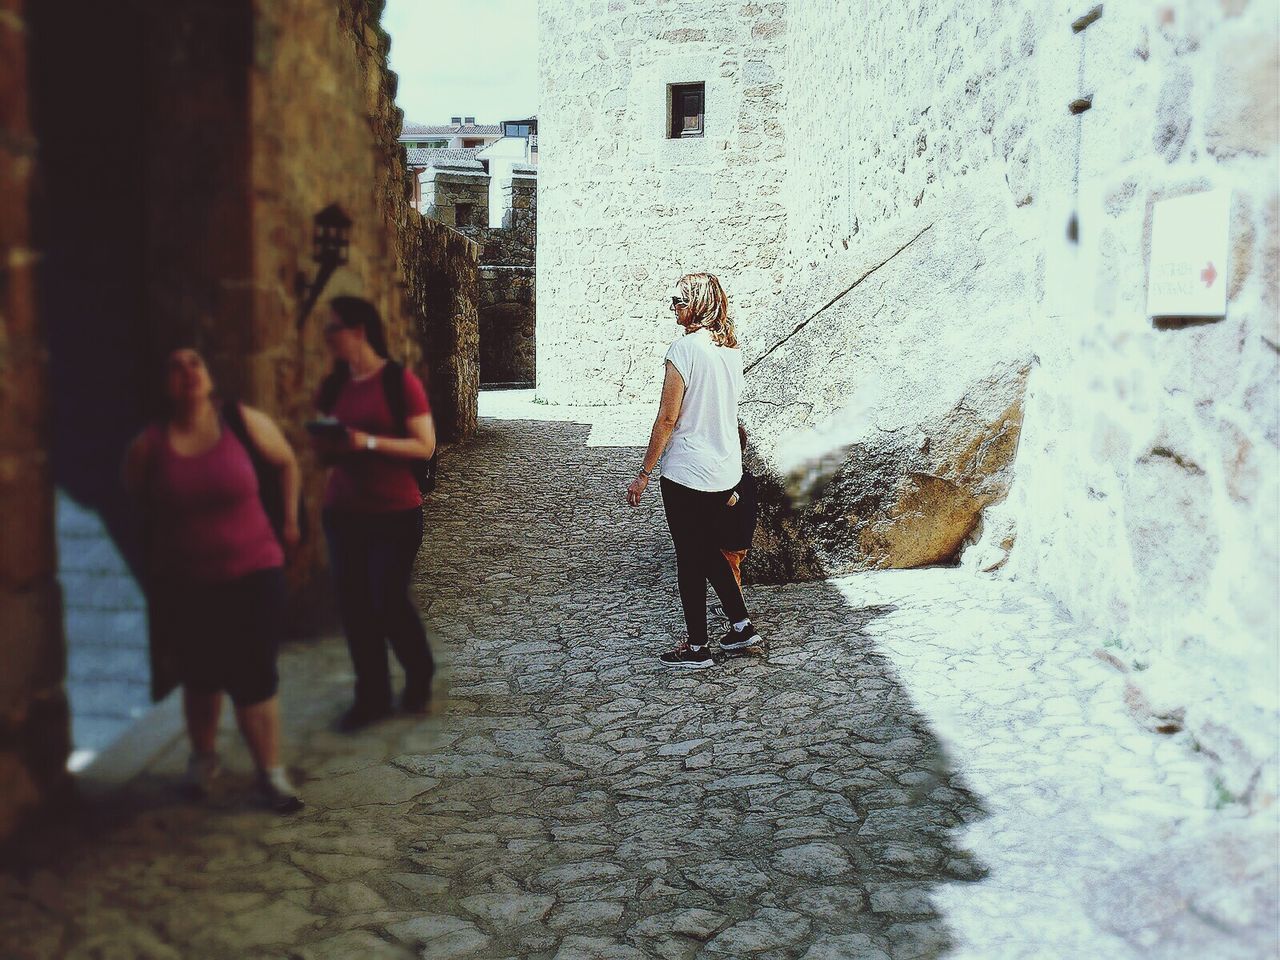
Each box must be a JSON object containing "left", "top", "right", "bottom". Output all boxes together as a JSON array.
[{"left": 123, "top": 347, "right": 304, "bottom": 813}]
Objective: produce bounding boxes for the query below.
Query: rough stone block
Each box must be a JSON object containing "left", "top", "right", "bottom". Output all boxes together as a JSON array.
[
  {"left": 0, "top": 451, "right": 55, "bottom": 588},
  {"left": 749, "top": 359, "right": 1029, "bottom": 578},
  {"left": 0, "top": 751, "right": 40, "bottom": 839},
  {"left": 0, "top": 147, "right": 34, "bottom": 253},
  {"left": 1153, "top": 63, "right": 1193, "bottom": 161},
  {"left": 0, "top": 14, "right": 31, "bottom": 137},
  {"left": 1206, "top": 30, "right": 1280, "bottom": 158},
  {"left": 0, "top": 584, "right": 64, "bottom": 705}
]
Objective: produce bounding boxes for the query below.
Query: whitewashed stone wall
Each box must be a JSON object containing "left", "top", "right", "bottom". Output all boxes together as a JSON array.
[
  {"left": 993, "top": 0, "right": 1280, "bottom": 804},
  {"left": 537, "top": 0, "right": 787, "bottom": 404},
  {"left": 752, "top": 0, "right": 1043, "bottom": 574},
  {"left": 773, "top": 0, "right": 1278, "bottom": 803}
]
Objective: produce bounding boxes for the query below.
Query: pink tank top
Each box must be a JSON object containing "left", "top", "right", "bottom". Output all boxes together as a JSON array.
[{"left": 147, "top": 420, "right": 285, "bottom": 582}]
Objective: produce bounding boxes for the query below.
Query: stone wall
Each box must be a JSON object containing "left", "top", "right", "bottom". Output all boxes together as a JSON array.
[
  {"left": 409, "top": 219, "right": 481, "bottom": 442},
  {"left": 537, "top": 0, "right": 787, "bottom": 404},
  {"left": 772, "top": 0, "right": 1279, "bottom": 804},
  {"left": 423, "top": 172, "right": 490, "bottom": 230},
  {"left": 540, "top": 0, "right": 1279, "bottom": 804},
  {"left": 768, "top": 0, "right": 1280, "bottom": 808},
  {"left": 489, "top": 175, "right": 538, "bottom": 261},
  {"left": 750, "top": 0, "right": 1039, "bottom": 576},
  {"left": 479, "top": 175, "right": 537, "bottom": 384},
  {"left": 0, "top": 0, "right": 482, "bottom": 839},
  {"left": 989, "top": 1, "right": 1279, "bottom": 805},
  {"left": 428, "top": 167, "right": 538, "bottom": 386},
  {"left": 0, "top": 0, "right": 72, "bottom": 839},
  {"left": 479, "top": 267, "right": 536, "bottom": 384},
  {"left": 245, "top": 0, "right": 430, "bottom": 626}
]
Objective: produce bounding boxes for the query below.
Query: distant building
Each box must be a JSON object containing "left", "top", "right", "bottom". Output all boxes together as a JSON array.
[
  {"left": 477, "top": 116, "right": 538, "bottom": 228},
  {"left": 400, "top": 116, "right": 503, "bottom": 207},
  {"left": 400, "top": 115, "right": 539, "bottom": 388},
  {"left": 400, "top": 116, "right": 503, "bottom": 150}
]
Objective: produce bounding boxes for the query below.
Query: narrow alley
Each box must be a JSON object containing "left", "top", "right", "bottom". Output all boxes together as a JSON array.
[{"left": 0, "top": 404, "right": 1264, "bottom": 960}]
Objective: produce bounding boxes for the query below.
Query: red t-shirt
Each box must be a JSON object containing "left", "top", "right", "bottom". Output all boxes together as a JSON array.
[{"left": 321, "top": 365, "right": 431, "bottom": 512}]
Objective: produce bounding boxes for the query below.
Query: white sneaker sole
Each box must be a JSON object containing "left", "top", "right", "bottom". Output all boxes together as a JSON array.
[
  {"left": 720, "top": 634, "right": 760, "bottom": 651},
  {"left": 659, "top": 657, "right": 715, "bottom": 669}
]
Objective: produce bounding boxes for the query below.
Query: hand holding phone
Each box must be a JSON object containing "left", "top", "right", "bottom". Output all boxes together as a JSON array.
[{"left": 305, "top": 417, "right": 346, "bottom": 438}]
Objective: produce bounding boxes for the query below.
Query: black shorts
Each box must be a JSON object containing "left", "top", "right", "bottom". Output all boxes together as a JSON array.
[{"left": 151, "top": 567, "right": 285, "bottom": 707}]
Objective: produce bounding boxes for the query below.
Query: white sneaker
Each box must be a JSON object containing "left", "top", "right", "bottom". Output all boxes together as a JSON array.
[
  {"left": 181, "top": 752, "right": 222, "bottom": 799},
  {"left": 257, "top": 767, "right": 305, "bottom": 814}
]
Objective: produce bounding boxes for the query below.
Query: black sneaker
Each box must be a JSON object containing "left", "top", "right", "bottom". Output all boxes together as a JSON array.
[
  {"left": 401, "top": 676, "right": 433, "bottom": 715},
  {"left": 658, "top": 643, "right": 714, "bottom": 669},
  {"left": 337, "top": 700, "right": 393, "bottom": 732},
  {"left": 719, "top": 622, "right": 760, "bottom": 651}
]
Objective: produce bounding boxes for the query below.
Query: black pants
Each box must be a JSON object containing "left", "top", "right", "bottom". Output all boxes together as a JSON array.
[
  {"left": 661, "top": 476, "right": 749, "bottom": 646},
  {"left": 323, "top": 507, "right": 434, "bottom": 708}
]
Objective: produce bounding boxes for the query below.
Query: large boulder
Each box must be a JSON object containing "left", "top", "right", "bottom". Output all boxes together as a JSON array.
[{"left": 745, "top": 360, "right": 1029, "bottom": 582}]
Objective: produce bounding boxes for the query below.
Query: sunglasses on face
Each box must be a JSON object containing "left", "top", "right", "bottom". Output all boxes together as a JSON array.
[{"left": 670, "top": 296, "right": 688, "bottom": 309}]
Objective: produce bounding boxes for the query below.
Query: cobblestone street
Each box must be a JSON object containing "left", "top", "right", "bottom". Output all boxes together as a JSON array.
[{"left": 1, "top": 405, "right": 1271, "bottom": 960}]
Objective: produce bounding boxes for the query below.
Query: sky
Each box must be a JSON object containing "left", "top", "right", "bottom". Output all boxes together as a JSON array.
[{"left": 383, "top": 0, "right": 539, "bottom": 127}]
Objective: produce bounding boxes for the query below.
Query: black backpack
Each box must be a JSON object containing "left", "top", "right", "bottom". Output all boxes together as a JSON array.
[
  {"left": 318, "top": 360, "right": 437, "bottom": 495},
  {"left": 221, "top": 400, "right": 310, "bottom": 545}
]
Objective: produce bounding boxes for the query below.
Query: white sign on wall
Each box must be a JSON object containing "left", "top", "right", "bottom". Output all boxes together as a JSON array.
[{"left": 1147, "top": 188, "right": 1230, "bottom": 318}]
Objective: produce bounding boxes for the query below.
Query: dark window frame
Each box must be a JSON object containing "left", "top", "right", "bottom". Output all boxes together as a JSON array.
[{"left": 668, "top": 82, "right": 705, "bottom": 139}]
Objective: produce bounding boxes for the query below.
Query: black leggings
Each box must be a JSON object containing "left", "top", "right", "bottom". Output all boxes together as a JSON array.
[
  {"left": 660, "top": 476, "right": 749, "bottom": 646},
  {"left": 323, "top": 507, "right": 434, "bottom": 708}
]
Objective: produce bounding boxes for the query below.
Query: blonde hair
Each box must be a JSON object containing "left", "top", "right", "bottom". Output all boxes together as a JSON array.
[{"left": 677, "top": 273, "right": 738, "bottom": 349}]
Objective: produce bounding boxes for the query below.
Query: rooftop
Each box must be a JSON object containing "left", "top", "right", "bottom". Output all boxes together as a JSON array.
[
  {"left": 406, "top": 147, "right": 486, "bottom": 172},
  {"left": 401, "top": 121, "right": 502, "bottom": 138}
]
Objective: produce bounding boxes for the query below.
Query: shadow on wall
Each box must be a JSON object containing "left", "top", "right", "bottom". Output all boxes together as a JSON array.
[
  {"left": 31, "top": 1, "right": 152, "bottom": 581},
  {"left": 478, "top": 301, "right": 536, "bottom": 385}
]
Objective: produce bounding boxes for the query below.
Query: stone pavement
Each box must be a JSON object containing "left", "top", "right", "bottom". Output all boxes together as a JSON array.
[{"left": 1, "top": 402, "right": 1274, "bottom": 960}]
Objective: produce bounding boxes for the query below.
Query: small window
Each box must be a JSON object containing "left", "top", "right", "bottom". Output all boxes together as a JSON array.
[
  {"left": 455, "top": 203, "right": 475, "bottom": 227},
  {"left": 462, "top": 138, "right": 483, "bottom": 148},
  {"left": 669, "top": 83, "right": 705, "bottom": 138}
]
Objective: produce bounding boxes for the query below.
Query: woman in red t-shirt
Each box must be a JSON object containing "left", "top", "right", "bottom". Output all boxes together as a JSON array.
[{"left": 314, "top": 296, "right": 437, "bottom": 730}]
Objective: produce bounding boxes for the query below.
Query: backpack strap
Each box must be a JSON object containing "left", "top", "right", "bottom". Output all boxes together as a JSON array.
[
  {"left": 378, "top": 360, "right": 437, "bottom": 496},
  {"left": 221, "top": 399, "right": 260, "bottom": 463},
  {"left": 380, "top": 360, "right": 408, "bottom": 436},
  {"left": 317, "top": 367, "right": 350, "bottom": 414}
]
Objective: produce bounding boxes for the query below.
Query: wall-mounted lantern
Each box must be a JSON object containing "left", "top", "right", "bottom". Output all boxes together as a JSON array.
[{"left": 296, "top": 203, "right": 353, "bottom": 328}]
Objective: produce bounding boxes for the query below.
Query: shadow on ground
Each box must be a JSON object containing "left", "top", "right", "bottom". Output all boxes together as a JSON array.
[{"left": 0, "top": 417, "right": 989, "bottom": 960}]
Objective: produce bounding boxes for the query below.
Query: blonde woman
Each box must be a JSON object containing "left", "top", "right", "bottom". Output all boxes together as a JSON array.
[{"left": 626, "top": 273, "right": 760, "bottom": 667}]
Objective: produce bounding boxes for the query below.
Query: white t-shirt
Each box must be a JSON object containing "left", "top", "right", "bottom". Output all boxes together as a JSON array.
[{"left": 661, "top": 328, "right": 744, "bottom": 492}]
